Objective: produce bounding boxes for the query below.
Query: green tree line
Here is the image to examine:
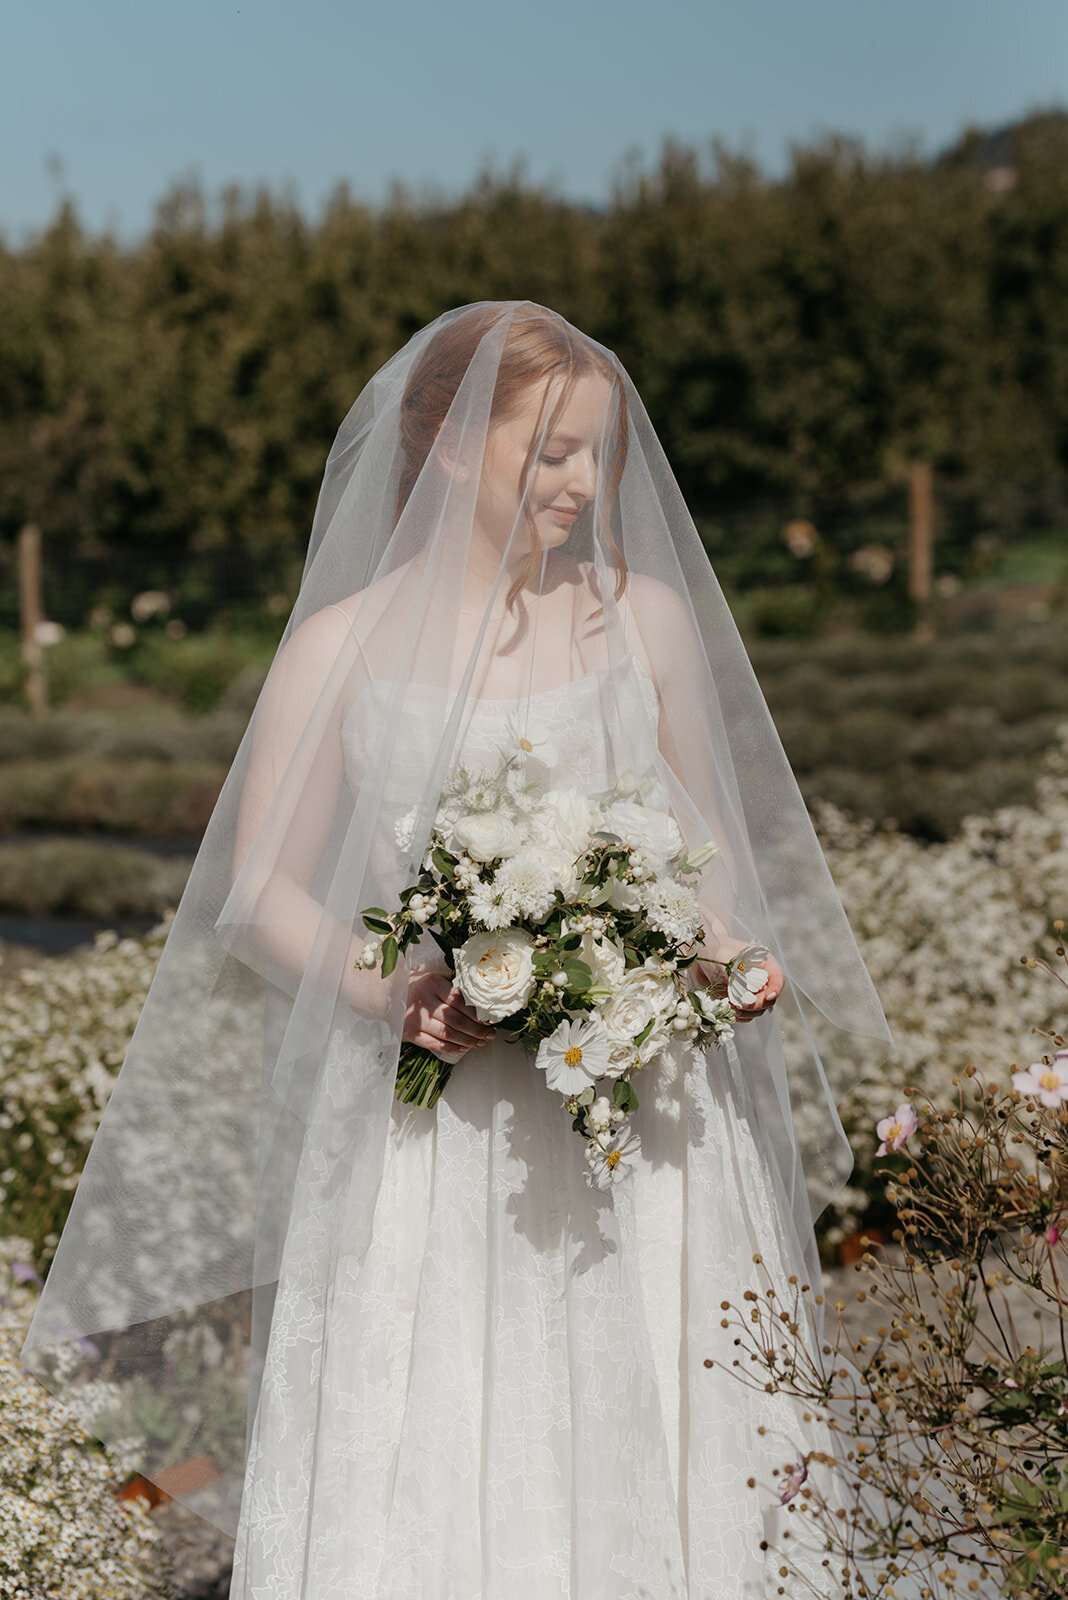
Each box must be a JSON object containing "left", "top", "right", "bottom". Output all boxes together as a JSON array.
[{"left": 1, "top": 111, "right": 1067, "bottom": 623}]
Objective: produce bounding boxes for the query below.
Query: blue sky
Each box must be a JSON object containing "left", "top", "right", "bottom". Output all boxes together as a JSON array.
[{"left": 4, "top": 0, "right": 1067, "bottom": 242}]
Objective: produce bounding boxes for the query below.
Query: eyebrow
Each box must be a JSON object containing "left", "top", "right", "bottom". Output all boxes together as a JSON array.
[{"left": 543, "top": 434, "right": 586, "bottom": 449}]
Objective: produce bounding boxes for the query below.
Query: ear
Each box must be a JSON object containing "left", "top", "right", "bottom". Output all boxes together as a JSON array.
[{"left": 434, "top": 422, "right": 470, "bottom": 483}]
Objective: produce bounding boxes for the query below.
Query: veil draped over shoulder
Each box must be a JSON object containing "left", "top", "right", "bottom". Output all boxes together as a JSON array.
[{"left": 20, "top": 302, "right": 892, "bottom": 1538}]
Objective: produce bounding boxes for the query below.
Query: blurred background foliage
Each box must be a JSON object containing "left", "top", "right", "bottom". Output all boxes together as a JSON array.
[
  {"left": 1, "top": 112, "right": 1067, "bottom": 929},
  {"left": 1, "top": 111, "right": 1068, "bottom": 632}
]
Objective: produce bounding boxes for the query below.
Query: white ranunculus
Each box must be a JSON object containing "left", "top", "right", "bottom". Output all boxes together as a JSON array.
[
  {"left": 451, "top": 811, "right": 526, "bottom": 864},
  {"left": 454, "top": 929, "right": 537, "bottom": 1024},
  {"left": 532, "top": 788, "right": 597, "bottom": 857},
  {"left": 532, "top": 844, "right": 580, "bottom": 901},
  {"left": 598, "top": 968, "right": 677, "bottom": 1076},
  {"left": 600, "top": 801, "right": 682, "bottom": 867}
]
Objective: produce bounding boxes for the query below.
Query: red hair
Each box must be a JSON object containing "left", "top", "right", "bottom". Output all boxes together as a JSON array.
[{"left": 397, "top": 305, "right": 628, "bottom": 607}]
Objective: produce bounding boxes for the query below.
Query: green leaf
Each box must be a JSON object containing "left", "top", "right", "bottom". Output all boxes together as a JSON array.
[
  {"left": 380, "top": 936, "right": 399, "bottom": 978},
  {"left": 362, "top": 906, "right": 389, "bottom": 919},
  {"left": 613, "top": 1079, "right": 638, "bottom": 1111},
  {"left": 576, "top": 1085, "right": 596, "bottom": 1105},
  {"left": 562, "top": 958, "right": 592, "bottom": 989},
  {"left": 431, "top": 847, "right": 457, "bottom": 878},
  {"left": 632, "top": 1016, "right": 655, "bottom": 1048},
  {"left": 362, "top": 914, "right": 393, "bottom": 934}
]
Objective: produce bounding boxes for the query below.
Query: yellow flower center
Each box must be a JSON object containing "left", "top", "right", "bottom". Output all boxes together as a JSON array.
[
  {"left": 564, "top": 1045, "right": 583, "bottom": 1065},
  {"left": 605, "top": 1149, "right": 621, "bottom": 1167},
  {"left": 886, "top": 1121, "right": 902, "bottom": 1141},
  {"left": 519, "top": 736, "right": 534, "bottom": 752},
  {"left": 1041, "top": 1072, "right": 1061, "bottom": 1091}
]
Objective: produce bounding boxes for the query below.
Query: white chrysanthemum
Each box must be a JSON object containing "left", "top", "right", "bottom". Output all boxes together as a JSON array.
[
  {"left": 493, "top": 850, "right": 559, "bottom": 922},
  {"left": 468, "top": 878, "right": 519, "bottom": 930},
  {"left": 640, "top": 878, "right": 702, "bottom": 944},
  {"left": 536, "top": 1017, "right": 612, "bottom": 1094}
]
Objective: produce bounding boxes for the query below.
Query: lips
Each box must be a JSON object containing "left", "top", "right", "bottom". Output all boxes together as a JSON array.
[{"left": 549, "top": 505, "right": 581, "bottom": 521}]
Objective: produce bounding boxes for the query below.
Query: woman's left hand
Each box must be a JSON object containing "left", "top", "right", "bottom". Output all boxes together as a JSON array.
[{"left": 696, "top": 938, "right": 784, "bottom": 1023}]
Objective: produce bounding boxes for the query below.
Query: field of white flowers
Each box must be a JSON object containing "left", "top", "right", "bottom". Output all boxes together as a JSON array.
[{"left": 0, "top": 725, "right": 1065, "bottom": 1583}]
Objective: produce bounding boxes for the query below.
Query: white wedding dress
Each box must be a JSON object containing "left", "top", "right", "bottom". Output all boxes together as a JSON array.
[{"left": 228, "top": 655, "right": 832, "bottom": 1600}]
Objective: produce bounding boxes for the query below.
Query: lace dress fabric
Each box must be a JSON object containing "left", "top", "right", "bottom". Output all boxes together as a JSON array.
[{"left": 228, "top": 658, "right": 832, "bottom": 1599}]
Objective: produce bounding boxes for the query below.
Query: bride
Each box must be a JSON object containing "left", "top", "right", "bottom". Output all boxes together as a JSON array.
[{"left": 20, "top": 303, "right": 891, "bottom": 1598}]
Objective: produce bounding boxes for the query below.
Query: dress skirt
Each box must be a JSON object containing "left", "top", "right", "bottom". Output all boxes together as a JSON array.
[{"left": 228, "top": 1025, "right": 833, "bottom": 1599}]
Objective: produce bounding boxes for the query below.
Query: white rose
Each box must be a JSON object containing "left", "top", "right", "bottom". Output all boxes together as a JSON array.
[
  {"left": 575, "top": 929, "right": 627, "bottom": 990},
  {"left": 451, "top": 811, "right": 526, "bottom": 863},
  {"left": 454, "top": 929, "right": 537, "bottom": 1024},
  {"left": 532, "top": 789, "right": 597, "bottom": 856},
  {"left": 598, "top": 968, "right": 677, "bottom": 1075},
  {"left": 600, "top": 801, "right": 682, "bottom": 867},
  {"left": 536, "top": 844, "right": 580, "bottom": 900}
]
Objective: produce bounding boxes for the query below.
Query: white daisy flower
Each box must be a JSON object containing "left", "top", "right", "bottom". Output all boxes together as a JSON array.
[
  {"left": 506, "top": 712, "right": 558, "bottom": 770},
  {"left": 535, "top": 1017, "right": 612, "bottom": 1094},
  {"left": 727, "top": 944, "right": 772, "bottom": 1008},
  {"left": 585, "top": 1125, "right": 643, "bottom": 1190}
]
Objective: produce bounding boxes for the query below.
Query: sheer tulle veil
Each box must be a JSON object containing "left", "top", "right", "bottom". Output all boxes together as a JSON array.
[{"left": 19, "top": 301, "right": 893, "bottom": 1535}]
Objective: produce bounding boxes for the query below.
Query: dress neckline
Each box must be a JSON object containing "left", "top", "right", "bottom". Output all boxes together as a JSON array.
[{"left": 359, "top": 652, "right": 653, "bottom": 709}]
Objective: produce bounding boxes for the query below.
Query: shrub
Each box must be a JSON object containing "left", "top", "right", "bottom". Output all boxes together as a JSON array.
[
  {"left": 716, "top": 935, "right": 1068, "bottom": 1597},
  {"left": 0, "top": 759, "right": 225, "bottom": 835},
  {"left": 0, "top": 841, "right": 192, "bottom": 919},
  {"left": 0, "top": 1237, "right": 168, "bottom": 1599}
]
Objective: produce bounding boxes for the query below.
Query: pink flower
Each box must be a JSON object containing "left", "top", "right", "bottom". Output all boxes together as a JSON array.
[
  {"left": 876, "top": 1101, "right": 918, "bottom": 1156},
  {"left": 1046, "top": 1223, "right": 1061, "bottom": 1247},
  {"left": 1012, "top": 1051, "right": 1068, "bottom": 1108},
  {"left": 779, "top": 1460, "right": 808, "bottom": 1505}
]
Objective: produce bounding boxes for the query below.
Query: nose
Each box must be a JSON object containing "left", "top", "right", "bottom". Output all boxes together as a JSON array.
[{"left": 566, "top": 450, "right": 597, "bottom": 503}]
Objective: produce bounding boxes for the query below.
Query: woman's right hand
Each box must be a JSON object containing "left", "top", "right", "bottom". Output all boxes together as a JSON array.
[{"left": 402, "top": 971, "right": 494, "bottom": 1055}]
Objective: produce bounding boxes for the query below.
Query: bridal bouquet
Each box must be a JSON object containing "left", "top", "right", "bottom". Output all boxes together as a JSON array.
[{"left": 358, "top": 756, "right": 769, "bottom": 1189}]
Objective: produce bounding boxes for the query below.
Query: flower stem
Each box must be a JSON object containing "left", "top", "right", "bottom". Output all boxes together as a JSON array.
[{"left": 395, "top": 1044, "right": 455, "bottom": 1108}]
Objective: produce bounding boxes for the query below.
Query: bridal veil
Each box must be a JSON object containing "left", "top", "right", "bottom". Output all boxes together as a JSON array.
[{"left": 20, "top": 301, "right": 892, "bottom": 1536}]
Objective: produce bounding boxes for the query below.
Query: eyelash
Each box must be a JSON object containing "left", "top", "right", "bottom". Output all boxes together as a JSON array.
[{"left": 540, "top": 454, "right": 568, "bottom": 467}]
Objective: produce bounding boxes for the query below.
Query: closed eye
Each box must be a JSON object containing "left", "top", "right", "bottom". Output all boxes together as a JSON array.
[{"left": 540, "top": 454, "right": 568, "bottom": 466}]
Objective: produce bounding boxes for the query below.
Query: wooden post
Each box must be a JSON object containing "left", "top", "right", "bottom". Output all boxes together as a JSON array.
[
  {"left": 908, "top": 460, "right": 934, "bottom": 642},
  {"left": 18, "top": 522, "right": 47, "bottom": 715}
]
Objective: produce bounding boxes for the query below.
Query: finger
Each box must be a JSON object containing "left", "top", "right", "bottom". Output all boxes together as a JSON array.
[
  {"left": 439, "top": 1002, "right": 493, "bottom": 1040},
  {"left": 427, "top": 1012, "right": 490, "bottom": 1049}
]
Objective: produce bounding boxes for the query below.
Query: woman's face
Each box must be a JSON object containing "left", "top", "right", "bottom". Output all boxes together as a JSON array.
[{"left": 473, "top": 369, "right": 614, "bottom": 557}]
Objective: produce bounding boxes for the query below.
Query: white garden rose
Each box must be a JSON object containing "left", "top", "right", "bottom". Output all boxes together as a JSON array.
[
  {"left": 598, "top": 968, "right": 677, "bottom": 1076},
  {"left": 454, "top": 929, "right": 537, "bottom": 1023},
  {"left": 575, "top": 929, "right": 627, "bottom": 990},
  {"left": 532, "top": 788, "right": 597, "bottom": 856},
  {"left": 451, "top": 811, "right": 526, "bottom": 863},
  {"left": 600, "top": 801, "right": 682, "bottom": 867}
]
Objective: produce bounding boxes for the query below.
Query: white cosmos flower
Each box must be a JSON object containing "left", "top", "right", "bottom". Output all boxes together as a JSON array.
[
  {"left": 727, "top": 944, "right": 771, "bottom": 1008},
  {"left": 535, "top": 1017, "right": 612, "bottom": 1094},
  {"left": 506, "top": 712, "right": 558, "bottom": 770},
  {"left": 585, "top": 1125, "right": 643, "bottom": 1190}
]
